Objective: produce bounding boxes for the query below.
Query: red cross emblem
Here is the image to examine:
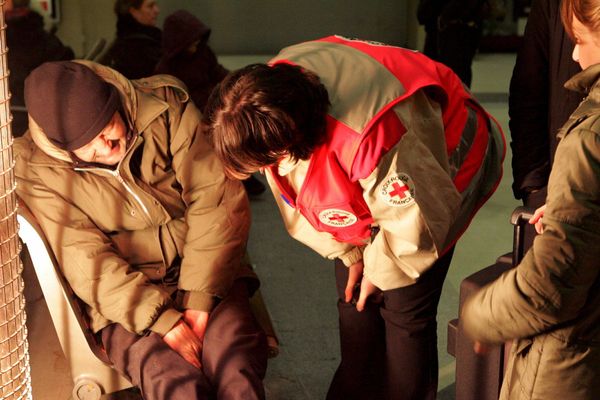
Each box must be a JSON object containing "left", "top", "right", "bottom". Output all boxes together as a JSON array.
[
  {"left": 380, "top": 173, "right": 415, "bottom": 206},
  {"left": 318, "top": 209, "right": 357, "bottom": 227},
  {"left": 328, "top": 213, "right": 349, "bottom": 223},
  {"left": 389, "top": 182, "right": 410, "bottom": 199}
]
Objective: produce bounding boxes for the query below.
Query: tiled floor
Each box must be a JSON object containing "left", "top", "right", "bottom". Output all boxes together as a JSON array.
[{"left": 21, "top": 52, "right": 519, "bottom": 400}]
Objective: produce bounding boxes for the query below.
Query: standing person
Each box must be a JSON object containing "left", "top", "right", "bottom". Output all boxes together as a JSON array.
[
  {"left": 462, "top": 1, "right": 600, "bottom": 398},
  {"left": 417, "top": 0, "right": 488, "bottom": 87},
  {"left": 204, "top": 36, "right": 505, "bottom": 400},
  {"left": 6, "top": 0, "right": 74, "bottom": 137},
  {"left": 100, "top": 0, "right": 161, "bottom": 79},
  {"left": 16, "top": 60, "right": 268, "bottom": 400},
  {"left": 154, "top": 9, "right": 266, "bottom": 197},
  {"left": 510, "top": 0, "right": 583, "bottom": 210}
]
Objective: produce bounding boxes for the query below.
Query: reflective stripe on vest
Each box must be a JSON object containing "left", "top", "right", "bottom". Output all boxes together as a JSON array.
[{"left": 268, "top": 36, "right": 503, "bottom": 245}]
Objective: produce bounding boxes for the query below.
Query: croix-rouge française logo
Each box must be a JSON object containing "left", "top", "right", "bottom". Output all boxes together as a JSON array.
[
  {"left": 379, "top": 173, "right": 415, "bottom": 207},
  {"left": 318, "top": 209, "right": 357, "bottom": 227}
]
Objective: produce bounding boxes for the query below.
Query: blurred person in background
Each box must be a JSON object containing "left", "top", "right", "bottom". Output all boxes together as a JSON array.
[
  {"left": 509, "top": 0, "right": 583, "bottom": 211},
  {"left": 417, "top": 0, "right": 489, "bottom": 87},
  {"left": 100, "top": 0, "right": 161, "bottom": 79},
  {"left": 6, "top": 0, "right": 74, "bottom": 137},
  {"left": 155, "top": 9, "right": 228, "bottom": 113},
  {"left": 155, "top": 9, "right": 265, "bottom": 197}
]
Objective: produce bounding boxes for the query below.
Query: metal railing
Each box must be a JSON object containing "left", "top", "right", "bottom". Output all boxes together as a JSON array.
[{"left": 0, "top": 1, "right": 32, "bottom": 398}]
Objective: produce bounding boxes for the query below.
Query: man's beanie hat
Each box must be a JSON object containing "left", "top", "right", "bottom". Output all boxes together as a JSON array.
[{"left": 24, "top": 61, "right": 120, "bottom": 151}]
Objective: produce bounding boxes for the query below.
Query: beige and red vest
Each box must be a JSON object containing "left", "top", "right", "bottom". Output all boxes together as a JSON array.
[{"left": 268, "top": 36, "right": 505, "bottom": 251}]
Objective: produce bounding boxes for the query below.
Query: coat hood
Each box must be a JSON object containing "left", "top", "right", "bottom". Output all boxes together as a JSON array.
[{"left": 161, "top": 10, "right": 211, "bottom": 60}]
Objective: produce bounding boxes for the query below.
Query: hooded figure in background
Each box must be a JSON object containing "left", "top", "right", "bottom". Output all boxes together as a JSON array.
[
  {"left": 155, "top": 10, "right": 266, "bottom": 197},
  {"left": 155, "top": 9, "right": 228, "bottom": 112}
]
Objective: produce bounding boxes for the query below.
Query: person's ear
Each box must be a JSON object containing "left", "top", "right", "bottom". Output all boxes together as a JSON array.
[{"left": 128, "top": 7, "right": 138, "bottom": 18}]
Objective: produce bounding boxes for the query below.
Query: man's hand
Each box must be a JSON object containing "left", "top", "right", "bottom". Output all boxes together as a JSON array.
[
  {"left": 529, "top": 204, "right": 546, "bottom": 234},
  {"left": 162, "top": 319, "right": 202, "bottom": 369},
  {"left": 183, "top": 309, "right": 210, "bottom": 342}
]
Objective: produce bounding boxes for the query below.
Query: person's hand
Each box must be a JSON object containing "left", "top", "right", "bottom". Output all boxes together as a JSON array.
[
  {"left": 344, "top": 260, "right": 382, "bottom": 311},
  {"left": 473, "top": 341, "right": 491, "bottom": 355},
  {"left": 344, "top": 261, "right": 364, "bottom": 303},
  {"left": 162, "top": 319, "right": 202, "bottom": 369},
  {"left": 355, "top": 275, "right": 381, "bottom": 312},
  {"left": 183, "top": 309, "right": 210, "bottom": 342},
  {"left": 529, "top": 204, "right": 546, "bottom": 234}
]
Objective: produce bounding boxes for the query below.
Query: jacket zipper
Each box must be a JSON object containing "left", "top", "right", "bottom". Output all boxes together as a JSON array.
[
  {"left": 111, "top": 169, "right": 151, "bottom": 219},
  {"left": 73, "top": 166, "right": 152, "bottom": 222},
  {"left": 73, "top": 134, "right": 153, "bottom": 221}
]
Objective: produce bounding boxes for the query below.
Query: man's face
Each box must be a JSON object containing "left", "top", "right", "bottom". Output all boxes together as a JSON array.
[
  {"left": 72, "top": 112, "right": 128, "bottom": 166},
  {"left": 129, "top": 0, "right": 159, "bottom": 27},
  {"left": 571, "top": 15, "right": 600, "bottom": 70}
]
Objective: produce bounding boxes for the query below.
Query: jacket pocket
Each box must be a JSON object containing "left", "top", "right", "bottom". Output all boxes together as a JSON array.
[
  {"left": 505, "top": 336, "right": 544, "bottom": 399},
  {"left": 109, "top": 226, "right": 163, "bottom": 265},
  {"left": 514, "top": 337, "right": 533, "bottom": 356},
  {"left": 137, "top": 262, "right": 167, "bottom": 282}
]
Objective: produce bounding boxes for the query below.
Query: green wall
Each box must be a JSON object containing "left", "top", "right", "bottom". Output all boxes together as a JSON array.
[
  {"left": 54, "top": 0, "right": 422, "bottom": 58},
  {"left": 157, "top": 0, "right": 412, "bottom": 54}
]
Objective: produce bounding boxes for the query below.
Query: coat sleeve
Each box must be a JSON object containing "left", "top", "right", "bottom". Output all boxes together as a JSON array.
[
  {"left": 168, "top": 95, "right": 251, "bottom": 312},
  {"left": 462, "top": 128, "right": 600, "bottom": 343},
  {"left": 15, "top": 158, "right": 179, "bottom": 336},
  {"left": 359, "top": 141, "right": 460, "bottom": 290},
  {"left": 359, "top": 93, "right": 462, "bottom": 290}
]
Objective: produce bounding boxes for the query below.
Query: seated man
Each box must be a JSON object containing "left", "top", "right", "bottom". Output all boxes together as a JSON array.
[{"left": 15, "top": 61, "right": 267, "bottom": 400}]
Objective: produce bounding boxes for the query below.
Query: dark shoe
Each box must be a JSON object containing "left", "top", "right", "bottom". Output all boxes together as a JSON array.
[{"left": 242, "top": 175, "right": 266, "bottom": 196}]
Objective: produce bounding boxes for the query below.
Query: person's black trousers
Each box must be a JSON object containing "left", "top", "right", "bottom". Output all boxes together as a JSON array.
[{"left": 327, "top": 247, "right": 454, "bottom": 400}]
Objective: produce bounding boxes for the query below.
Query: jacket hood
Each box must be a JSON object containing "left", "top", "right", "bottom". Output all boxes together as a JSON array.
[
  {"left": 161, "top": 10, "right": 211, "bottom": 60},
  {"left": 29, "top": 60, "right": 138, "bottom": 163}
]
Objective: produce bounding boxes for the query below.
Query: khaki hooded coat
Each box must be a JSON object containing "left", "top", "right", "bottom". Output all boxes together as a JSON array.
[
  {"left": 14, "top": 60, "right": 253, "bottom": 336},
  {"left": 462, "top": 65, "right": 600, "bottom": 400}
]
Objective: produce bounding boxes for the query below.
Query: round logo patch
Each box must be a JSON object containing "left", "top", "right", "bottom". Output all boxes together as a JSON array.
[
  {"left": 318, "top": 209, "right": 357, "bottom": 227},
  {"left": 379, "top": 173, "right": 415, "bottom": 207}
]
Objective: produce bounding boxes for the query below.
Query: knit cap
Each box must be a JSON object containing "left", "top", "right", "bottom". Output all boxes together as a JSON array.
[{"left": 24, "top": 61, "right": 120, "bottom": 151}]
